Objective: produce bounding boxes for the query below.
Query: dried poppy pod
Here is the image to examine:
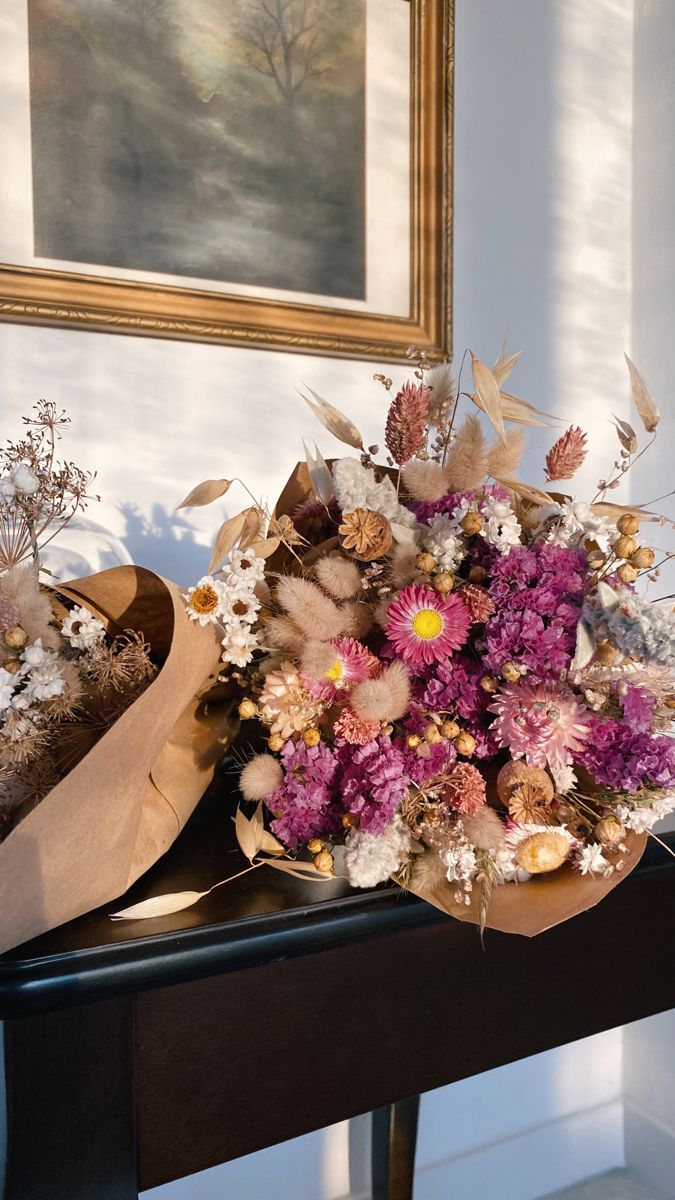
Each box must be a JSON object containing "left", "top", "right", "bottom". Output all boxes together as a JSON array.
[
  {"left": 496, "top": 761, "right": 554, "bottom": 806},
  {"left": 338, "top": 508, "right": 393, "bottom": 560}
]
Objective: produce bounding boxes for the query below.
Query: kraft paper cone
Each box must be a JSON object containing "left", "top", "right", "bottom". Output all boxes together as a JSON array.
[
  {"left": 0, "top": 565, "right": 234, "bottom": 954},
  {"left": 405, "top": 831, "right": 647, "bottom": 936}
]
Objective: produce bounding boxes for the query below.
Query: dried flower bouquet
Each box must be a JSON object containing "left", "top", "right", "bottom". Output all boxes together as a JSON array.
[
  {"left": 0, "top": 405, "right": 233, "bottom": 953},
  {"left": 122, "top": 352, "right": 675, "bottom": 936}
]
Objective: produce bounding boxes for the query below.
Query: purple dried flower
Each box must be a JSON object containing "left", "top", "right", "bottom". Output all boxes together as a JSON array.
[{"left": 338, "top": 735, "right": 410, "bottom": 834}]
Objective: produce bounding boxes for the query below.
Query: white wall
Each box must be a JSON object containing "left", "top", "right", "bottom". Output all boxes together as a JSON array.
[{"left": 5, "top": 1, "right": 675, "bottom": 1197}]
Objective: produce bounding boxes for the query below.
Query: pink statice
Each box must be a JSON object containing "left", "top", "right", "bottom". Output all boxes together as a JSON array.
[
  {"left": 410, "top": 485, "right": 511, "bottom": 525},
  {"left": 620, "top": 687, "right": 655, "bottom": 734},
  {"left": 338, "top": 735, "right": 410, "bottom": 834},
  {"left": 416, "top": 653, "right": 497, "bottom": 758},
  {"left": 489, "top": 681, "right": 591, "bottom": 771},
  {"left": 303, "top": 637, "right": 378, "bottom": 702},
  {"left": 442, "top": 762, "right": 487, "bottom": 815},
  {"left": 402, "top": 737, "right": 456, "bottom": 785},
  {"left": 268, "top": 740, "right": 340, "bottom": 848},
  {"left": 484, "top": 543, "right": 587, "bottom": 681},
  {"left": 573, "top": 714, "right": 675, "bottom": 793},
  {"left": 386, "top": 583, "right": 470, "bottom": 667},
  {"left": 334, "top": 706, "right": 380, "bottom": 745}
]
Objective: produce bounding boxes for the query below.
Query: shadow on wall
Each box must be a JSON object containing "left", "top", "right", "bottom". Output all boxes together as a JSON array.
[{"left": 119, "top": 503, "right": 209, "bottom": 587}]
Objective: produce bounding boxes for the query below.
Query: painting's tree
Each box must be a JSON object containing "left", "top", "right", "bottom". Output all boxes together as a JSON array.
[{"left": 234, "top": 0, "right": 341, "bottom": 124}]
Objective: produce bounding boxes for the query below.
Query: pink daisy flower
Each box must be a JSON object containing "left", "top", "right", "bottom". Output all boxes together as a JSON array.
[
  {"left": 304, "top": 637, "right": 378, "bottom": 702},
  {"left": 386, "top": 583, "right": 471, "bottom": 666},
  {"left": 489, "top": 682, "right": 591, "bottom": 770}
]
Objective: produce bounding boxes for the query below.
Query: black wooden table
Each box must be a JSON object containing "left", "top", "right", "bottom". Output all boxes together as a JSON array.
[{"left": 1, "top": 772, "right": 674, "bottom": 1200}]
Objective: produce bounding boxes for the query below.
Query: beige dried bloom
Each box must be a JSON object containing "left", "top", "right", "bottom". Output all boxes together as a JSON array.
[
  {"left": 350, "top": 661, "right": 410, "bottom": 723},
  {"left": 239, "top": 754, "right": 283, "bottom": 801},
  {"left": 275, "top": 575, "right": 344, "bottom": 641},
  {"left": 313, "top": 554, "right": 362, "bottom": 599},
  {"left": 401, "top": 460, "right": 449, "bottom": 503},
  {"left": 259, "top": 661, "right": 319, "bottom": 738}
]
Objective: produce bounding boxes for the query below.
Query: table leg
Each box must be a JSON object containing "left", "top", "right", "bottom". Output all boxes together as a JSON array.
[
  {"left": 3, "top": 996, "right": 137, "bottom": 1200},
  {"left": 371, "top": 1094, "right": 421, "bottom": 1200}
]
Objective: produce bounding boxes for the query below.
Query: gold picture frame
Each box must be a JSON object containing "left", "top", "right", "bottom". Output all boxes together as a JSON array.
[{"left": 0, "top": 0, "right": 453, "bottom": 362}]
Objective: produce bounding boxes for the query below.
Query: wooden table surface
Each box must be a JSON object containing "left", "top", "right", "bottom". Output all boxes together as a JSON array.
[{"left": 2, "top": 768, "right": 674, "bottom": 1200}]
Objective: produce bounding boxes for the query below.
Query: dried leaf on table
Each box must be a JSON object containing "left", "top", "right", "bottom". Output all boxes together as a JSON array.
[
  {"left": 235, "top": 803, "right": 264, "bottom": 861},
  {"left": 177, "top": 479, "right": 232, "bottom": 509},
  {"left": 110, "top": 890, "right": 208, "bottom": 920}
]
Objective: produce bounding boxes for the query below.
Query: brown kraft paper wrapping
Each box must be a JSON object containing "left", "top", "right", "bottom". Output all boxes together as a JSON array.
[
  {"left": 0, "top": 565, "right": 235, "bottom": 954},
  {"left": 404, "top": 831, "right": 647, "bottom": 936}
]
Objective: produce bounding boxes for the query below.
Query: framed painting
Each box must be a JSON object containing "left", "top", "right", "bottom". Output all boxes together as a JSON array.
[{"left": 0, "top": 0, "right": 453, "bottom": 361}]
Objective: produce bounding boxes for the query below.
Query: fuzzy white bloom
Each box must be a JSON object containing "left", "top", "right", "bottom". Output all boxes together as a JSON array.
[
  {"left": 21, "top": 646, "right": 66, "bottom": 701},
  {"left": 576, "top": 843, "right": 610, "bottom": 876},
  {"left": 480, "top": 495, "right": 522, "bottom": 553},
  {"left": 422, "top": 515, "right": 465, "bottom": 571},
  {"left": 440, "top": 842, "right": 477, "bottom": 883},
  {"left": 0, "top": 667, "right": 16, "bottom": 712},
  {"left": 221, "top": 623, "right": 259, "bottom": 669},
  {"left": 615, "top": 794, "right": 675, "bottom": 833},
  {"left": 537, "top": 499, "right": 614, "bottom": 553},
  {"left": 494, "top": 846, "right": 530, "bottom": 883},
  {"left": 333, "top": 458, "right": 417, "bottom": 528},
  {"left": 550, "top": 762, "right": 577, "bottom": 794},
  {"left": 62, "top": 604, "right": 106, "bottom": 652},
  {"left": 20, "top": 639, "right": 51, "bottom": 670},
  {"left": 344, "top": 816, "right": 412, "bottom": 888},
  {"left": 0, "top": 477, "right": 17, "bottom": 504},
  {"left": 11, "top": 464, "right": 40, "bottom": 495}
]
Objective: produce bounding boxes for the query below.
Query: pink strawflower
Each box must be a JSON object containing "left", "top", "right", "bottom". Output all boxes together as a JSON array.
[
  {"left": 303, "top": 636, "right": 378, "bottom": 702},
  {"left": 456, "top": 582, "right": 495, "bottom": 624},
  {"left": 384, "top": 382, "right": 429, "bottom": 465},
  {"left": 544, "top": 426, "right": 588, "bottom": 482},
  {"left": 386, "top": 583, "right": 471, "bottom": 666},
  {"left": 489, "top": 681, "right": 591, "bottom": 770},
  {"left": 443, "top": 762, "right": 487, "bottom": 815},
  {"left": 334, "top": 706, "right": 381, "bottom": 745}
]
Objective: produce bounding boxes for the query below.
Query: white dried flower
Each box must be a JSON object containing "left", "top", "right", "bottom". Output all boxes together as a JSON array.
[
  {"left": 185, "top": 576, "right": 228, "bottom": 626},
  {"left": 422, "top": 515, "right": 464, "bottom": 571},
  {"left": 332, "top": 458, "right": 417, "bottom": 528},
  {"left": 344, "top": 817, "right": 412, "bottom": 888},
  {"left": 440, "top": 841, "right": 478, "bottom": 884},
  {"left": 226, "top": 551, "right": 266, "bottom": 584},
  {"left": 0, "top": 667, "right": 16, "bottom": 711},
  {"left": 537, "top": 499, "right": 614, "bottom": 552},
  {"left": 550, "top": 762, "right": 577, "bottom": 794},
  {"left": 221, "top": 623, "right": 259, "bottom": 669},
  {"left": 62, "top": 604, "right": 106, "bottom": 652},
  {"left": 0, "top": 477, "right": 17, "bottom": 504},
  {"left": 480, "top": 495, "right": 522, "bottom": 553},
  {"left": 576, "top": 843, "right": 610, "bottom": 876}
]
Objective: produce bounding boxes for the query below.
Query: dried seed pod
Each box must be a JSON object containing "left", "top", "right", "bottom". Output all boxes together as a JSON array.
[
  {"left": 618, "top": 563, "right": 639, "bottom": 584},
  {"left": 268, "top": 733, "right": 285, "bottom": 752},
  {"left": 433, "top": 572, "right": 455, "bottom": 594},
  {"left": 416, "top": 551, "right": 437, "bottom": 574},
  {"left": 303, "top": 728, "right": 321, "bottom": 747},
  {"left": 339, "top": 508, "right": 393, "bottom": 560},
  {"left": 454, "top": 731, "right": 476, "bottom": 756},
  {"left": 500, "top": 661, "right": 521, "bottom": 683},
  {"left": 308, "top": 838, "right": 324, "bottom": 854},
  {"left": 423, "top": 723, "right": 443, "bottom": 745},
  {"left": 596, "top": 640, "right": 619, "bottom": 664},
  {"left": 238, "top": 698, "right": 258, "bottom": 719},
  {"left": 3, "top": 626, "right": 28, "bottom": 649},
  {"left": 480, "top": 674, "right": 498, "bottom": 693},
  {"left": 617, "top": 513, "right": 640, "bottom": 535},
  {"left": 440, "top": 719, "right": 460, "bottom": 740},
  {"left": 630, "top": 546, "right": 655, "bottom": 569},
  {"left": 595, "top": 816, "right": 625, "bottom": 847},
  {"left": 313, "top": 849, "right": 334, "bottom": 874},
  {"left": 613, "top": 534, "right": 638, "bottom": 560},
  {"left": 496, "top": 761, "right": 554, "bottom": 806},
  {"left": 3, "top": 658, "right": 21, "bottom": 674},
  {"left": 468, "top": 565, "right": 487, "bottom": 583},
  {"left": 460, "top": 511, "right": 484, "bottom": 536}
]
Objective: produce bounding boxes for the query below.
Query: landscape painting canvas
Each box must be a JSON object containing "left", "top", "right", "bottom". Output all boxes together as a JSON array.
[{"left": 27, "top": 0, "right": 366, "bottom": 299}]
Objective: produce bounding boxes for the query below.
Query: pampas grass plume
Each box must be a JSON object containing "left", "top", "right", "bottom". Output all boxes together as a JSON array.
[
  {"left": 275, "top": 575, "right": 344, "bottom": 641},
  {"left": 314, "top": 554, "right": 362, "bottom": 600},
  {"left": 443, "top": 415, "right": 488, "bottom": 492},
  {"left": 240, "top": 754, "right": 283, "bottom": 801},
  {"left": 339, "top": 601, "right": 373, "bottom": 639},
  {"left": 350, "top": 661, "right": 410, "bottom": 722},
  {"left": 401, "top": 459, "right": 449, "bottom": 502}
]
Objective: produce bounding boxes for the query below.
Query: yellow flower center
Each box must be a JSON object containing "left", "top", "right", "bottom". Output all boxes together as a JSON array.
[
  {"left": 190, "top": 585, "right": 219, "bottom": 615},
  {"left": 325, "top": 659, "right": 344, "bottom": 682},
  {"left": 411, "top": 608, "right": 443, "bottom": 640}
]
